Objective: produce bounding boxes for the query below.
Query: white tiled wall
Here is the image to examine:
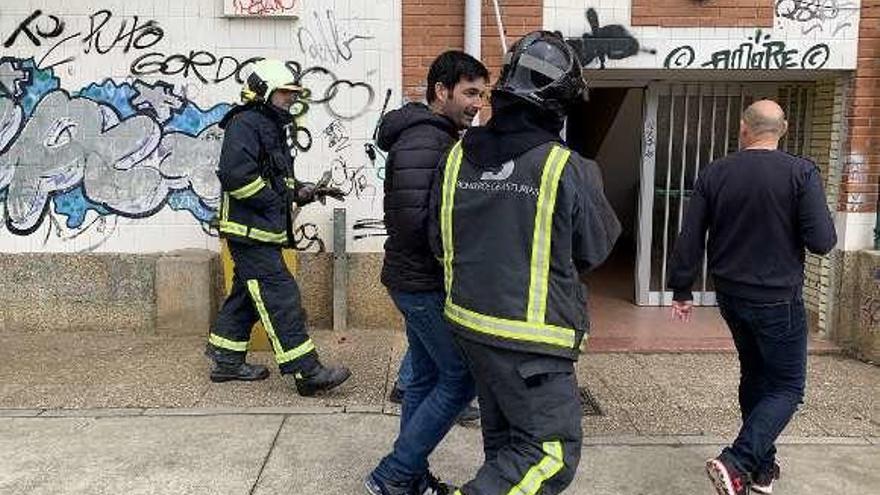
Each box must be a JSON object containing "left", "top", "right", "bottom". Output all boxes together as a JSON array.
[
  {"left": 0, "top": 0, "right": 400, "bottom": 254},
  {"left": 544, "top": 0, "right": 861, "bottom": 71}
]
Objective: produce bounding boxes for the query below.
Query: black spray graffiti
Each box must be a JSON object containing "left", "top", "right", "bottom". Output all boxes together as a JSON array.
[
  {"left": 131, "top": 57, "right": 375, "bottom": 120},
  {"left": 293, "top": 222, "right": 325, "bottom": 252},
  {"left": 775, "top": 0, "right": 858, "bottom": 36},
  {"left": 565, "top": 8, "right": 655, "bottom": 69},
  {"left": 352, "top": 218, "right": 386, "bottom": 241},
  {"left": 664, "top": 30, "right": 830, "bottom": 70},
  {"left": 322, "top": 119, "right": 380, "bottom": 204},
  {"left": 298, "top": 9, "right": 374, "bottom": 65},
  {"left": 2, "top": 8, "right": 377, "bottom": 123},
  {"left": 330, "top": 158, "right": 377, "bottom": 201},
  {"left": 3, "top": 10, "right": 164, "bottom": 70}
]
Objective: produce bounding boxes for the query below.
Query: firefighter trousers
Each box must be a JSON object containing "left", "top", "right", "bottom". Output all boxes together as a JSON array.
[
  {"left": 454, "top": 337, "right": 582, "bottom": 495},
  {"left": 207, "top": 240, "right": 318, "bottom": 374}
]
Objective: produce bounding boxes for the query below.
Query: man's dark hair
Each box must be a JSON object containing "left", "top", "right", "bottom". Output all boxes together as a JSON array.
[{"left": 426, "top": 50, "right": 489, "bottom": 103}]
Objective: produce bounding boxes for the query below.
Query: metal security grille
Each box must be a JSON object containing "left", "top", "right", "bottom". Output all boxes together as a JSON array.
[{"left": 636, "top": 83, "right": 815, "bottom": 306}]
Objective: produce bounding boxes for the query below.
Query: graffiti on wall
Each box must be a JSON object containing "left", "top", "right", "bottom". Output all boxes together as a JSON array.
[
  {"left": 0, "top": 5, "right": 387, "bottom": 251},
  {"left": 775, "top": 0, "right": 859, "bottom": 36},
  {"left": 230, "top": 0, "right": 299, "bottom": 17},
  {"left": 4, "top": 10, "right": 164, "bottom": 71},
  {"left": 298, "top": 9, "right": 374, "bottom": 65},
  {"left": 0, "top": 57, "right": 226, "bottom": 237},
  {"left": 565, "top": 8, "right": 655, "bottom": 69},
  {"left": 664, "top": 30, "right": 831, "bottom": 69}
]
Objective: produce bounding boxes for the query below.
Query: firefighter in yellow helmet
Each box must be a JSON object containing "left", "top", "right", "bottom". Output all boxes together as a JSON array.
[{"left": 206, "top": 59, "right": 350, "bottom": 396}]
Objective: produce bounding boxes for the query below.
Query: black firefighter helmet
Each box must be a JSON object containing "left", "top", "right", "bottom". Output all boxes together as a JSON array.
[{"left": 494, "top": 31, "right": 586, "bottom": 118}]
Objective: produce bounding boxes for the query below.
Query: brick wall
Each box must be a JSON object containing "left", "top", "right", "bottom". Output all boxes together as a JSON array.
[
  {"left": 841, "top": 0, "right": 880, "bottom": 214},
  {"left": 631, "top": 0, "right": 773, "bottom": 28},
  {"left": 480, "top": 1, "right": 543, "bottom": 87},
  {"left": 402, "top": 0, "right": 542, "bottom": 102},
  {"left": 402, "top": 0, "right": 464, "bottom": 101}
]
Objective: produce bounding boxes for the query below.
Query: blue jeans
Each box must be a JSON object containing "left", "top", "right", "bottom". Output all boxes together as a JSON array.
[
  {"left": 396, "top": 350, "right": 413, "bottom": 392},
  {"left": 717, "top": 292, "right": 808, "bottom": 476},
  {"left": 373, "top": 290, "right": 475, "bottom": 486}
]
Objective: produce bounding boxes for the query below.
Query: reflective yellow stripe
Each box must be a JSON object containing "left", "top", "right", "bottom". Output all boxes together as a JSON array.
[
  {"left": 284, "top": 177, "right": 297, "bottom": 189},
  {"left": 230, "top": 176, "right": 266, "bottom": 199},
  {"left": 208, "top": 333, "right": 249, "bottom": 352},
  {"left": 246, "top": 279, "right": 284, "bottom": 357},
  {"left": 445, "top": 302, "right": 575, "bottom": 348},
  {"left": 275, "top": 339, "right": 316, "bottom": 365},
  {"left": 507, "top": 441, "right": 565, "bottom": 495},
  {"left": 441, "top": 141, "right": 464, "bottom": 298},
  {"left": 248, "top": 227, "right": 287, "bottom": 244},
  {"left": 219, "top": 220, "right": 248, "bottom": 237},
  {"left": 527, "top": 146, "right": 570, "bottom": 324},
  {"left": 246, "top": 280, "right": 314, "bottom": 365},
  {"left": 219, "top": 221, "right": 286, "bottom": 244},
  {"left": 221, "top": 192, "right": 230, "bottom": 222}
]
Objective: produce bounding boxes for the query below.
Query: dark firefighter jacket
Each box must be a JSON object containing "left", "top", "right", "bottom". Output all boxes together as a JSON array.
[
  {"left": 429, "top": 140, "right": 621, "bottom": 361},
  {"left": 216, "top": 103, "right": 303, "bottom": 246}
]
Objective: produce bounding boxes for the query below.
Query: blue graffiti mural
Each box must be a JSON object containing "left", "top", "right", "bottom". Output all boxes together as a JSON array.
[{"left": 0, "top": 56, "right": 229, "bottom": 235}]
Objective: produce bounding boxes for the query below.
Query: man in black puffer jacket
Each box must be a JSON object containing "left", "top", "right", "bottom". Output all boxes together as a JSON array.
[{"left": 365, "top": 52, "right": 488, "bottom": 495}]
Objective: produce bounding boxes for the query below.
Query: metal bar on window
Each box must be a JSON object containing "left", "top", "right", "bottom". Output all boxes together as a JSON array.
[
  {"left": 802, "top": 86, "right": 814, "bottom": 158},
  {"left": 677, "top": 87, "right": 690, "bottom": 233},
  {"left": 739, "top": 85, "right": 746, "bottom": 147},
  {"left": 794, "top": 86, "right": 803, "bottom": 155},
  {"left": 660, "top": 86, "right": 676, "bottom": 306},
  {"left": 724, "top": 89, "right": 732, "bottom": 159},
  {"left": 701, "top": 86, "right": 718, "bottom": 297}
]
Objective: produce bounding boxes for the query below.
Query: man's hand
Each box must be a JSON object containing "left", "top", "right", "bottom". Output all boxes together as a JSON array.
[{"left": 671, "top": 300, "right": 693, "bottom": 322}]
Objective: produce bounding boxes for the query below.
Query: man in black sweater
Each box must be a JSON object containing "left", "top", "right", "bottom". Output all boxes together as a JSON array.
[
  {"left": 365, "top": 51, "right": 488, "bottom": 495},
  {"left": 668, "top": 100, "right": 836, "bottom": 495}
]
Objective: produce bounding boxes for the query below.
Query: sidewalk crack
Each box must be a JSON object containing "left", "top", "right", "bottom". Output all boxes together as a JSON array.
[{"left": 248, "top": 415, "right": 287, "bottom": 495}]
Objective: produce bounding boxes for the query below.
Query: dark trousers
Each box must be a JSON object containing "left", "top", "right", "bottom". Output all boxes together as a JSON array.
[
  {"left": 717, "top": 292, "right": 808, "bottom": 476},
  {"left": 208, "top": 241, "right": 317, "bottom": 374},
  {"left": 455, "top": 337, "right": 582, "bottom": 495}
]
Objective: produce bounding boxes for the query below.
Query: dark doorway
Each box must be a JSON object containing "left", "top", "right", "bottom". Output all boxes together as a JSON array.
[{"left": 567, "top": 87, "right": 644, "bottom": 303}]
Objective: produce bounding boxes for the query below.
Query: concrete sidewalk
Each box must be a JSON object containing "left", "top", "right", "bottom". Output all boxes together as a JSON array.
[
  {"left": 1, "top": 328, "right": 877, "bottom": 493},
  {"left": 1, "top": 329, "right": 877, "bottom": 437},
  {"left": 0, "top": 410, "right": 876, "bottom": 494}
]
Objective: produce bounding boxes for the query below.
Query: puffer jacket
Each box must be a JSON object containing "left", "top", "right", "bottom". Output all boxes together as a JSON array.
[{"left": 379, "top": 102, "right": 459, "bottom": 292}]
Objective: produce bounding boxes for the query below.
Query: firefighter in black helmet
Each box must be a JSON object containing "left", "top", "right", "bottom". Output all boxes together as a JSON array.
[
  {"left": 429, "top": 32, "right": 621, "bottom": 494},
  {"left": 206, "top": 59, "right": 350, "bottom": 396}
]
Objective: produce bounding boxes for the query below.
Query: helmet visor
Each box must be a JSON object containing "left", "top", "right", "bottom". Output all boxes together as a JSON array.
[{"left": 505, "top": 40, "right": 572, "bottom": 94}]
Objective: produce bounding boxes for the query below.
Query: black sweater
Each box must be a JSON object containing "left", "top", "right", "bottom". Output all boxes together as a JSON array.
[{"left": 668, "top": 149, "right": 837, "bottom": 302}]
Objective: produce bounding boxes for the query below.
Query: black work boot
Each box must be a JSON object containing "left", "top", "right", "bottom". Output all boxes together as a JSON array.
[
  {"left": 210, "top": 362, "right": 270, "bottom": 383},
  {"left": 287, "top": 364, "right": 351, "bottom": 396}
]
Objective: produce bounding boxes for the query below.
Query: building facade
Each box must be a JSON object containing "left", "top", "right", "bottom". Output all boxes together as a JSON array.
[{"left": 1, "top": 1, "right": 877, "bottom": 358}]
